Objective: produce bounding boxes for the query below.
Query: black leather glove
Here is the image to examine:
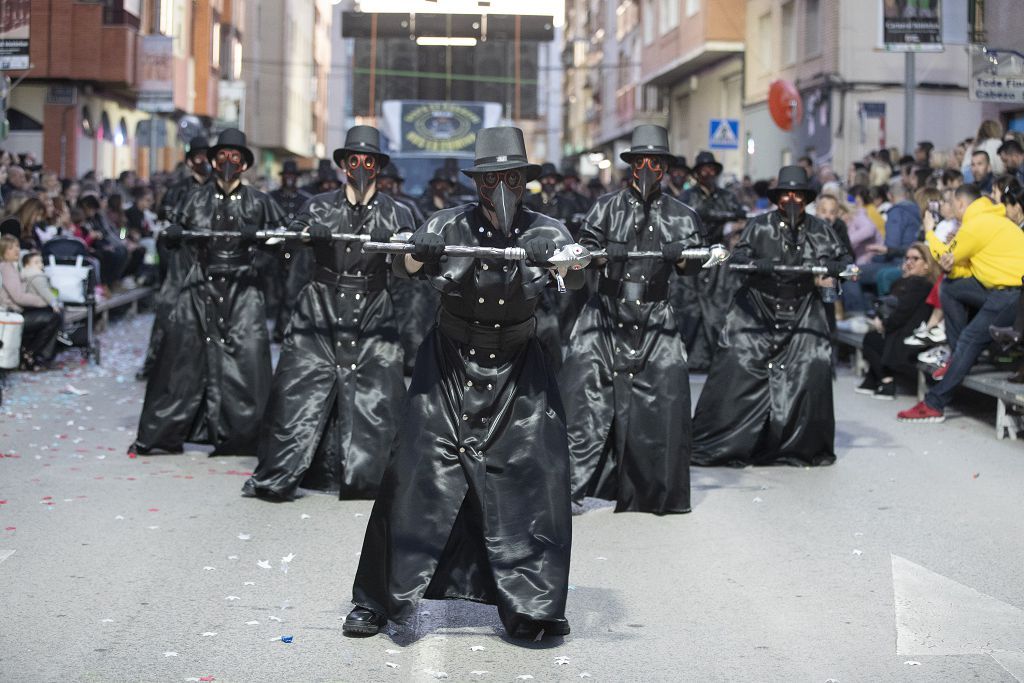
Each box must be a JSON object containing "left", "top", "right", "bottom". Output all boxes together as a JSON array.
[
  {"left": 661, "top": 241, "right": 685, "bottom": 263},
  {"left": 522, "top": 236, "right": 557, "bottom": 266},
  {"left": 754, "top": 258, "right": 775, "bottom": 276},
  {"left": 162, "top": 224, "right": 183, "bottom": 243},
  {"left": 369, "top": 224, "right": 391, "bottom": 243},
  {"left": 238, "top": 224, "right": 260, "bottom": 242},
  {"left": 606, "top": 242, "right": 629, "bottom": 263},
  {"left": 307, "top": 225, "right": 333, "bottom": 244},
  {"left": 824, "top": 260, "right": 846, "bottom": 277},
  {"left": 410, "top": 231, "right": 445, "bottom": 263}
]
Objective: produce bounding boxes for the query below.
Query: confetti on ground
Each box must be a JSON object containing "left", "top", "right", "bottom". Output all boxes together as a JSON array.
[
  {"left": 281, "top": 553, "right": 295, "bottom": 563},
  {"left": 257, "top": 560, "right": 271, "bottom": 569},
  {"left": 246, "top": 621, "right": 259, "bottom": 625},
  {"left": 268, "top": 616, "right": 283, "bottom": 623},
  {"left": 385, "top": 649, "right": 400, "bottom": 654},
  {"left": 203, "top": 567, "right": 216, "bottom": 571},
  {"left": 62, "top": 384, "right": 89, "bottom": 395},
  {"left": 243, "top": 581, "right": 255, "bottom": 586},
  {"left": 973, "top": 472, "right": 980, "bottom": 479},
  {"left": 237, "top": 533, "right": 251, "bottom": 541},
  {"left": 516, "top": 676, "right": 534, "bottom": 681},
  {"left": 852, "top": 549, "right": 863, "bottom": 556},
  {"left": 752, "top": 497, "right": 763, "bottom": 503},
  {"left": 200, "top": 632, "right": 217, "bottom": 637},
  {"left": 579, "top": 674, "right": 592, "bottom": 679},
  {"left": 905, "top": 661, "right": 922, "bottom": 666},
  {"left": 470, "top": 672, "right": 489, "bottom": 676},
  {"left": 164, "top": 652, "right": 179, "bottom": 657},
  {"left": 469, "top": 645, "right": 485, "bottom": 651},
  {"left": 554, "top": 656, "right": 570, "bottom": 665},
  {"left": 300, "top": 514, "right": 311, "bottom": 519},
  {"left": 225, "top": 596, "right": 240, "bottom": 601},
  {"left": 385, "top": 662, "right": 399, "bottom": 669},
  {"left": 280, "top": 636, "right": 294, "bottom": 644}
]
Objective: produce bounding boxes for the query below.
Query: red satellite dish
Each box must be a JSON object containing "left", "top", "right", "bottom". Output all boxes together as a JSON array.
[{"left": 768, "top": 80, "right": 803, "bottom": 131}]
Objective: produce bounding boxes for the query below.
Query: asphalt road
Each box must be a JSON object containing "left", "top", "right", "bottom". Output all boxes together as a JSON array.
[{"left": 2, "top": 313, "right": 1023, "bottom": 682}]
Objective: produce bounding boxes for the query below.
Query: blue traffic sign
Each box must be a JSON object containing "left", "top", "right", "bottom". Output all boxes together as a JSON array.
[{"left": 709, "top": 119, "right": 740, "bottom": 150}]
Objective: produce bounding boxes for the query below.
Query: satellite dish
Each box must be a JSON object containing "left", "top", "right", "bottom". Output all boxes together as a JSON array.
[{"left": 768, "top": 80, "right": 803, "bottom": 132}]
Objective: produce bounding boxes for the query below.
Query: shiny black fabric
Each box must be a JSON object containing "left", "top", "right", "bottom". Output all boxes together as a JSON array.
[
  {"left": 351, "top": 204, "right": 582, "bottom": 631},
  {"left": 559, "top": 188, "right": 704, "bottom": 514},
  {"left": 691, "top": 211, "right": 852, "bottom": 467},
  {"left": 674, "top": 184, "right": 747, "bottom": 370},
  {"left": 386, "top": 191, "right": 438, "bottom": 374},
  {"left": 134, "top": 182, "right": 286, "bottom": 455},
  {"left": 244, "top": 191, "right": 414, "bottom": 500},
  {"left": 267, "top": 187, "right": 313, "bottom": 333}
]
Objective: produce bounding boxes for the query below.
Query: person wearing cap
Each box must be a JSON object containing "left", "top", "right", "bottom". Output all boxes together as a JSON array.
[
  {"left": 343, "top": 126, "right": 582, "bottom": 641},
  {"left": 243, "top": 126, "right": 415, "bottom": 501},
  {"left": 130, "top": 128, "right": 287, "bottom": 456},
  {"left": 691, "top": 165, "right": 851, "bottom": 467},
  {"left": 138, "top": 135, "right": 214, "bottom": 381},
  {"left": 664, "top": 155, "right": 690, "bottom": 200},
  {"left": 559, "top": 124, "right": 706, "bottom": 515},
  {"left": 377, "top": 162, "right": 437, "bottom": 375},
  {"left": 268, "top": 160, "right": 313, "bottom": 343},
  {"left": 418, "top": 168, "right": 457, "bottom": 218},
  {"left": 675, "top": 150, "right": 748, "bottom": 370}
]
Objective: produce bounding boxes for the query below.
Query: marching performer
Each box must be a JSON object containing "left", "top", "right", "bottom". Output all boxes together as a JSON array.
[
  {"left": 244, "top": 126, "right": 414, "bottom": 501},
  {"left": 692, "top": 166, "right": 851, "bottom": 467},
  {"left": 344, "top": 127, "right": 582, "bottom": 640},
  {"left": 560, "top": 125, "right": 706, "bottom": 515},
  {"left": 268, "top": 159, "right": 313, "bottom": 343},
  {"left": 130, "top": 129, "right": 286, "bottom": 456}
]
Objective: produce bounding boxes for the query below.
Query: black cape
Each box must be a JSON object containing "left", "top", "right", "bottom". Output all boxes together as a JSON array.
[
  {"left": 134, "top": 182, "right": 286, "bottom": 455},
  {"left": 351, "top": 204, "right": 582, "bottom": 633},
  {"left": 559, "top": 188, "right": 704, "bottom": 515},
  {"left": 673, "top": 184, "right": 747, "bottom": 371},
  {"left": 265, "top": 187, "right": 313, "bottom": 333},
  {"left": 691, "top": 210, "right": 851, "bottom": 467},
  {"left": 244, "top": 191, "right": 414, "bottom": 500}
]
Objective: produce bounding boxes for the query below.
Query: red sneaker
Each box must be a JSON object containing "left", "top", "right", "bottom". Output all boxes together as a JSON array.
[
  {"left": 931, "top": 361, "right": 950, "bottom": 381},
  {"left": 897, "top": 401, "right": 945, "bottom": 423}
]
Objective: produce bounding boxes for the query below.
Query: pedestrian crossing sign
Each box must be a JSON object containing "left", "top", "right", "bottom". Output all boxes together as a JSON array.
[{"left": 709, "top": 119, "right": 740, "bottom": 150}]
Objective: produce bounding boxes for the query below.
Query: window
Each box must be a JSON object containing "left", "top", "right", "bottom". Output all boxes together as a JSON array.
[
  {"left": 660, "top": 0, "right": 679, "bottom": 32},
  {"left": 211, "top": 12, "right": 221, "bottom": 69},
  {"left": 804, "top": 0, "right": 821, "bottom": 57},
  {"left": 642, "top": 0, "right": 655, "bottom": 45},
  {"left": 757, "top": 12, "right": 772, "bottom": 74},
  {"left": 686, "top": 0, "right": 699, "bottom": 17},
  {"left": 780, "top": 1, "right": 796, "bottom": 66}
]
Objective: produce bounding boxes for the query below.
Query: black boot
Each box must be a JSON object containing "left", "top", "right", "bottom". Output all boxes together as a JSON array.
[{"left": 343, "top": 606, "right": 387, "bottom": 636}]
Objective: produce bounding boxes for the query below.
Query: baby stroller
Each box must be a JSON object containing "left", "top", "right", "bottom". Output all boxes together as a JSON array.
[{"left": 41, "top": 236, "right": 101, "bottom": 364}]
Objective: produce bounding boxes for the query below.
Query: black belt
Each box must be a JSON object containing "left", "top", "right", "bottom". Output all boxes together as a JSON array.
[
  {"left": 438, "top": 308, "right": 536, "bottom": 351},
  {"left": 201, "top": 250, "right": 254, "bottom": 271},
  {"left": 313, "top": 266, "right": 387, "bottom": 292},
  {"left": 751, "top": 279, "right": 815, "bottom": 300},
  {"left": 597, "top": 276, "right": 669, "bottom": 303}
]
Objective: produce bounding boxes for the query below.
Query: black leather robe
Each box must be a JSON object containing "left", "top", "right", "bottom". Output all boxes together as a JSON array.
[
  {"left": 134, "top": 182, "right": 286, "bottom": 455},
  {"left": 559, "top": 188, "right": 704, "bottom": 515},
  {"left": 244, "top": 191, "right": 414, "bottom": 500},
  {"left": 691, "top": 211, "right": 851, "bottom": 467},
  {"left": 674, "top": 184, "right": 747, "bottom": 371},
  {"left": 142, "top": 176, "right": 206, "bottom": 376},
  {"left": 351, "top": 204, "right": 582, "bottom": 633},
  {"left": 267, "top": 187, "right": 312, "bottom": 335}
]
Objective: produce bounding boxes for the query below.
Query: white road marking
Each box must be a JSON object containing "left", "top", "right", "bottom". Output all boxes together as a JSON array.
[{"left": 0, "top": 549, "right": 15, "bottom": 565}]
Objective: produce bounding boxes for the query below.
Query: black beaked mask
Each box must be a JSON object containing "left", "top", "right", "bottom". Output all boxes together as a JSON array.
[
  {"left": 476, "top": 169, "right": 525, "bottom": 235},
  {"left": 631, "top": 155, "right": 665, "bottom": 200},
  {"left": 216, "top": 160, "right": 241, "bottom": 184}
]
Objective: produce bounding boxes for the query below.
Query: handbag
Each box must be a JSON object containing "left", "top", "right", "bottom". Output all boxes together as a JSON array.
[
  {"left": 45, "top": 255, "right": 91, "bottom": 304},
  {"left": 0, "top": 310, "right": 24, "bottom": 369}
]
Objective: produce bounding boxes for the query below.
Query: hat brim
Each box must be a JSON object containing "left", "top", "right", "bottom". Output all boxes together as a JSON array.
[
  {"left": 767, "top": 186, "right": 818, "bottom": 204},
  {"left": 619, "top": 149, "right": 672, "bottom": 163},
  {"left": 462, "top": 161, "right": 542, "bottom": 182},
  {"left": 693, "top": 161, "right": 724, "bottom": 175},
  {"left": 207, "top": 143, "right": 254, "bottom": 169},
  {"left": 333, "top": 147, "right": 390, "bottom": 168}
]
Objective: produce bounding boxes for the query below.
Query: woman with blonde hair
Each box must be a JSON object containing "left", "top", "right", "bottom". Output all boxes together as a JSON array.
[
  {"left": 0, "top": 234, "right": 61, "bottom": 370},
  {"left": 963, "top": 120, "right": 1006, "bottom": 179},
  {"left": 855, "top": 242, "right": 941, "bottom": 399}
]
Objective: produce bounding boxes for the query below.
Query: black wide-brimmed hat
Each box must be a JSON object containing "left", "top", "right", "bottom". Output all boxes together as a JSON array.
[
  {"left": 537, "top": 162, "right": 563, "bottom": 181},
  {"left": 333, "top": 125, "right": 390, "bottom": 167},
  {"left": 560, "top": 164, "right": 581, "bottom": 180},
  {"left": 619, "top": 125, "right": 671, "bottom": 162},
  {"left": 767, "top": 165, "right": 818, "bottom": 204},
  {"left": 379, "top": 163, "right": 404, "bottom": 182},
  {"left": 428, "top": 168, "right": 454, "bottom": 186},
  {"left": 669, "top": 155, "right": 690, "bottom": 172},
  {"left": 280, "top": 159, "right": 300, "bottom": 176},
  {"left": 186, "top": 135, "right": 210, "bottom": 157},
  {"left": 316, "top": 159, "right": 338, "bottom": 182},
  {"left": 691, "top": 151, "right": 723, "bottom": 175},
  {"left": 461, "top": 126, "right": 542, "bottom": 181},
  {"left": 207, "top": 128, "right": 254, "bottom": 168}
]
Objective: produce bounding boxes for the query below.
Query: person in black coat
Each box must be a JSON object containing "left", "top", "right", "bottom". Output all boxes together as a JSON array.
[
  {"left": 269, "top": 160, "right": 313, "bottom": 343},
  {"left": 856, "top": 242, "right": 939, "bottom": 399},
  {"left": 343, "top": 127, "right": 583, "bottom": 641},
  {"left": 560, "top": 125, "right": 706, "bottom": 515},
  {"left": 130, "top": 129, "right": 286, "bottom": 456},
  {"left": 417, "top": 168, "right": 457, "bottom": 219},
  {"left": 692, "top": 165, "right": 851, "bottom": 467},
  {"left": 244, "top": 127, "right": 415, "bottom": 501}
]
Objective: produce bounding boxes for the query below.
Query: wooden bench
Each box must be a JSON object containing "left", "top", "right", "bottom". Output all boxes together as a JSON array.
[
  {"left": 64, "top": 286, "right": 153, "bottom": 329},
  {"left": 835, "top": 329, "right": 868, "bottom": 377},
  {"left": 916, "top": 362, "right": 1024, "bottom": 440}
]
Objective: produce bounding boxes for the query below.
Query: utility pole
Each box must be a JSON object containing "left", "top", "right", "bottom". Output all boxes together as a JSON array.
[{"left": 904, "top": 52, "right": 915, "bottom": 155}]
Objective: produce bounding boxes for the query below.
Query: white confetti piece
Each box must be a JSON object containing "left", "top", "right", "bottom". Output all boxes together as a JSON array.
[
  {"left": 470, "top": 672, "right": 490, "bottom": 676},
  {"left": 227, "top": 555, "right": 239, "bottom": 560},
  {"left": 201, "top": 632, "right": 217, "bottom": 637},
  {"left": 62, "top": 384, "right": 89, "bottom": 395},
  {"left": 423, "top": 670, "right": 449, "bottom": 680},
  {"left": 225, "top": 595, "right": 241, "bottom": 601},
  {"left": 203, "top": 567, "right": 216, "bottom": 571},
  {"left": 555, "top": 656, "right": 570, "bottom": 665},
  {"left": 281, "top": 553, "right": 295, "bottom": 563},
  {"left": 595, "top": 556, "right": 607, "bottom": 561},
  {"left": 101, "top": 618, "right": 114, "bottom": 623},
  {"left": 147, "top": 526, "right": 159, "bottom": 530},
  {"left": 385, "top": 662, "right": 399, "bottom": 669},
  {"left": 385, "top": 649, "right": 401, "bottom": 654},
  {"left": 853, "top": 532, "right": 864, "bottom": 537},
  {"left": 237, "top": 533, "right": 251, "bottom": 541},
  {"left": 579, "top": 674, "right": 592, "bottom": 679},
  {"left": 244, "top": 581, "right": 255, "bottom": 586},
  {"left": 354, "top": 512, "right": 364, "bottom": 517},
  {"left": 300, "top": 514, "right": 311, "bottom": 519},
  {"left": 469, "top": 645, "right": 485, "bottom": 651},
  {"left": 905, "top": 661, "right": 922, "bottom": 666},
  {"left": 246, "top": 620, "right": 260, "bottom": 625},
  {"left": 752, "top": 497, "right": 763, "bottom": 503},
  {"left": 516, "top": 676, "right": 534, "bottom": 681},
  {"left": 852, "top": 549, "right": 863, "bottom": 556},
  {"left": 114, "top": 515, "right": 124, "bottom": 520},
  {"left": 268, "top": 616, "right": 283, "bottom": 622},
  {"left": 163, "top": 652, "right": 178, "bottom": 657},
  {"left": 257, "top": 560, "right": 272, "bottom": 569}
]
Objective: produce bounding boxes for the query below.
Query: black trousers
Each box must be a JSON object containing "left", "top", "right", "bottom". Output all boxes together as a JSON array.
[
  {"left": 862, "top": 330, "right": 918, "bottom": 382},
  {"left": 95, "top": 244, "right": 128, "bottom": 286},
  {"left": 20, "top": 307, "right": 61, "bottom": 362}
]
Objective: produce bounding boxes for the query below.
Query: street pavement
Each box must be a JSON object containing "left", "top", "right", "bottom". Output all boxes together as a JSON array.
[{"left": 1, "top": 313, "right": 1023, "bottom": 683}]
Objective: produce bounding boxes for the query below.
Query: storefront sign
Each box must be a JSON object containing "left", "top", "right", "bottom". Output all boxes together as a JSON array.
[
  {"left": 882, "top": 0, "right": 943, "bottom": 52},
  {"left": 400, "top": 102, "right": 485, "bottom": 154},
  {"left": 0, "top": 0, "right": 31, "bottom": 70},
  {"left": 137, "top": 35, "right": 175, "bottom": 112},
  {"left": 969, "top": 46, "right": 1024, "bottom": 104}
]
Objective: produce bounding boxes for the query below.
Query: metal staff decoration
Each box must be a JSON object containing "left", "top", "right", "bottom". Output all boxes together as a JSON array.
[
  {"left": 179, "top": 230, "right": 409, "bottom": 243},
  {"left": 585, "top": 243, "right": 731, "bottom": 270},
  {"left": 362, "top": 241, "right": 592, "bottom": 293},
  {"left": 728, "top": 263, "right": 861, "bottom": 279}
]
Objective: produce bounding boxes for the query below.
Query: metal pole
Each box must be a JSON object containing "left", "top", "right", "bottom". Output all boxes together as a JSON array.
[
  {"left": 904, "top": 51, "right": 915, "bottom": 155},
  {"left": 149, "top": 113, "right": 158, "bottom": 181}
]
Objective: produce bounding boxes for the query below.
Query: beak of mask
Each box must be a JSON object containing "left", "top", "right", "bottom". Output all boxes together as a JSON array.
[
  {"left": 216, "top": 160, "right": 241, "bottom": 183},
  {"left": 783, "top": 200, "right": 803, "bottom": 228},
  {"left": 635, "top": 166, "right": 662, "bottom": 200},
  {"left": 482, "top": 181, "right": 521, "bottom": 234},
  {"left": 348, "top": 166, "right": 375, "bottom": 196}
]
